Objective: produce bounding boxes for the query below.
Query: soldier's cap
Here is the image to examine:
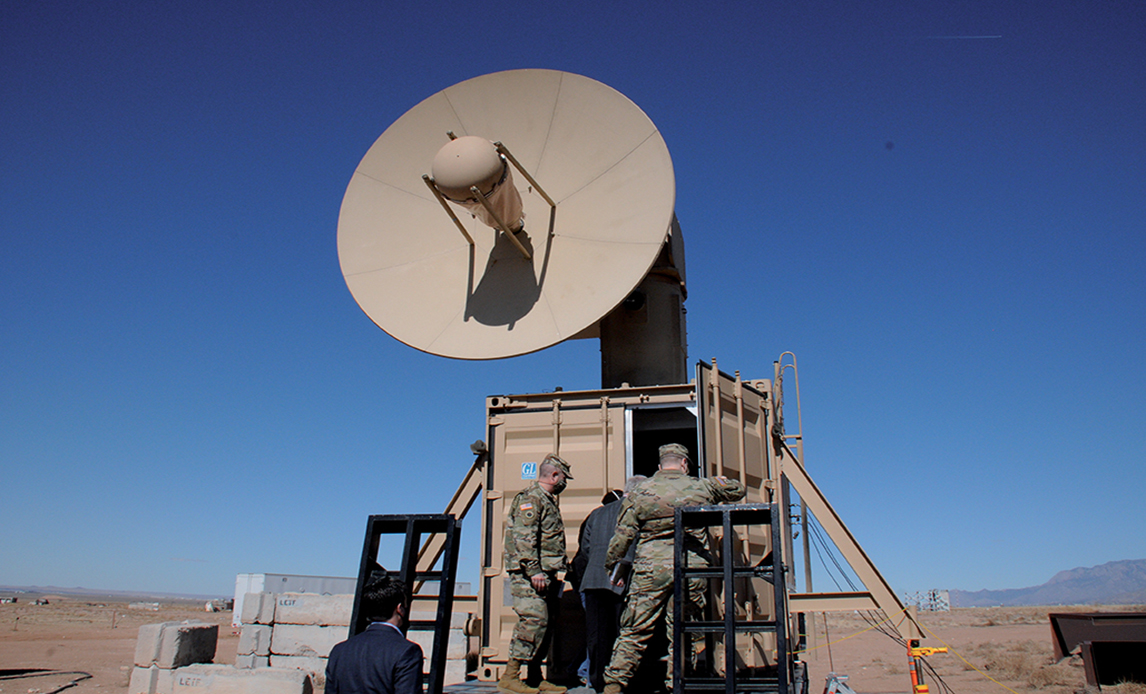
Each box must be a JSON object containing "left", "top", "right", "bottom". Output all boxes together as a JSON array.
[
  {"left": 658, "top": 443, "right": 691, "bottom": 463},
  {"left": 542, "top": 453, "right": 573, "bottom": 479}
]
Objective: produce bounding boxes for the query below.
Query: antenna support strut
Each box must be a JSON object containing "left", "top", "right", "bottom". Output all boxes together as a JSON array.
[
  {"left": 422, "top": 175, "right": 476, "bottom": 246},
  {"left": 494, "top": 142, "right": 557, "bottom": 208}
]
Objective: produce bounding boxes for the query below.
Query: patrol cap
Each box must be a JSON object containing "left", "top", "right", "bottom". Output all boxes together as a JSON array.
[
  {"left": 659, "top": 443, "right": 691, "bottom": 462},
  {"left": 542, "top": 453, "right": 573, "bottom": 479}
]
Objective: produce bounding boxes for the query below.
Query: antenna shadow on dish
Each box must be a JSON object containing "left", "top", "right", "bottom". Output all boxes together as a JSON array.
[
  {"left": 465, "top": 200, "right": 556, "bottom": 329},
  {"left": 466, "top": 225, "right": 552, "bottom": 329}
]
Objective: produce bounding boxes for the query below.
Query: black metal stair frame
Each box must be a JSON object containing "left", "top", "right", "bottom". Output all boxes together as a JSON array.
[
  {"left": 673, "top": 504, "right": 791, "bottom": 694},
  {"left": 351, "top": 514, "right": 462, "bottom": 694}
]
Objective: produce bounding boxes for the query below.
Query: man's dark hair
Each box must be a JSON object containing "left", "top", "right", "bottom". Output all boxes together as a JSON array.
[{"left": 361, "top": 569, "right": 408, "bottom": 623}]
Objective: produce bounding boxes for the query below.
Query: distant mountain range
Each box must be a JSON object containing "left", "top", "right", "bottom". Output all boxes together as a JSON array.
[
  {"left": 0, "top": 584, "right": 228, "bottom": 601},
  {"left": 950, "top": 559, "right": 1146, "bottom": 607},
  {"left": 8, "top": 561, "right": 1146, "bottom": 608}
]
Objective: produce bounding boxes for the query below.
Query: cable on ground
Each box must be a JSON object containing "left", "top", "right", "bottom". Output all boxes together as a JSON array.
[{"left": 0, "top": 669, "right": 93, "bottom": 694}]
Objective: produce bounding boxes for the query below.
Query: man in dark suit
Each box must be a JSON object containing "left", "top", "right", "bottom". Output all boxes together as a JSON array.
[
  {"left": 326, "top": 572, "right": 423, "bottom": 694},
  {"left": 571, "top": 476, "right": 645, "bottom": 692}
]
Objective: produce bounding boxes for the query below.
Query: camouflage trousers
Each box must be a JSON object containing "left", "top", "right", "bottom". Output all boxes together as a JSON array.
[
  {"left": 508, "top": 571, "right": 560, "bottom": 662},
  {"left": 603, "top": 552, "right": 706, "bottom": 690}
]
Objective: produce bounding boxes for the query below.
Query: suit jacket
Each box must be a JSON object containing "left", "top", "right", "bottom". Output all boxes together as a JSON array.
[
  {"left": 325, "top": 622, "right": 423, "bottom": 694},
  {"left": 572, "top": 499, "right": 634, "bottom": 594}
]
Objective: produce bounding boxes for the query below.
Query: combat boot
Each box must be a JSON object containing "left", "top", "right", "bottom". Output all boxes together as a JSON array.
[
  {"left": 602, "top": 684, "right": 623, "bottom": 694},
  {"left": 526, "top": 665, "right": 567, "bottom": 693},
  {"left": 498, "top": 659, "right": 539, "bottom": 694}
]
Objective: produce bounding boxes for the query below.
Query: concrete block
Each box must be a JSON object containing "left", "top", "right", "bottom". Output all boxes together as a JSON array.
[
  {"left": 407, "top": 627, "right": 467, "bottom": 660},
  {"left": 240, "top": 592, "right": 276, "bottom": 625},
  {"left": 234, "top": 653, "right": 269, "bottom": 669},
  {"left": 134, "top": 621, "right": 218, "bottom": 669},
  {"left": 443, "top": 658, "right": 469, "bottom": 685},
  {"left": 270, "top": 623, "right": 347, "bottom": 658},
  {"left": 135, "top": 624, "right": 166, "bottom": 667},
  {"left": 410, "top": 610, "right": 470, "bottom": 630},
  {"left": 128, "top": 665, "right": 176, "bottom": 694},
  {"left": 406, "top": 629, "right": 431, "bottom": 659},
  {"left": 274, "top": 593, "right": 353, "bottom": 626},
  {"left": 237, "top": 625, "right": 272, "bottom": 656},
  {"left": 171, "top": 664, "right": 312, "bottom": 694},
  {"left": 270, "top": 655, "right": 328, "bottom": 687}
]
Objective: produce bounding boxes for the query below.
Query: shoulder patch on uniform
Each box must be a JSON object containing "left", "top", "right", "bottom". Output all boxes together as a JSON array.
[{"left": 520, "top": 502, "right": 534, "bottom": 510}]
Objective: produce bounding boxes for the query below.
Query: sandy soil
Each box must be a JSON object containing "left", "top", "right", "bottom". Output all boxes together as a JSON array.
[
  {"left": 0, "top": 594, "right": 236, "bottom": 693},
  {"left": 804, "top": 607, "right": 1079, "bottom": 694},
  {"left": 1, "top": 596, "right": 1140, "bottom": 694}
]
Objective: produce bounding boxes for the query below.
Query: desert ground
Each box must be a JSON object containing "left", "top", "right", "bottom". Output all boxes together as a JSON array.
[
  {"left": 1, "top": 595, "right": 1142, "bottom": 694},
  {"left": 0, "top": 594, "right": 237, "bottom": 693},
  {"left": 800, "top": 606, "right": 1145, "bottom": 694}
]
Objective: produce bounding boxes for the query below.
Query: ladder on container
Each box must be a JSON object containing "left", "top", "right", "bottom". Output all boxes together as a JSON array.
[
  {"left": 674, "top": 504, "right": 802, "bottom": 694},
  {"left": 351, "top": 514, "right": 462, "bottom": 694}
]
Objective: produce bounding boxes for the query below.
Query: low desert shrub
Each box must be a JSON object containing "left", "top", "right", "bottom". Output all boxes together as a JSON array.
[
  {"left": 970, "top": 640, "right": 1049, "bottom": 681},
  {"left": 1024, "top": 660, "right": 1078, "bottom": 689},
  {"left": 960, "top": 639, "right": 1087, "bottom": 691}
]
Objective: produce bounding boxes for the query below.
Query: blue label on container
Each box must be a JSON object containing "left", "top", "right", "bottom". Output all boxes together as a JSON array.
[{"left": 521, "top": 462, "right": 538, "bottom": 480}]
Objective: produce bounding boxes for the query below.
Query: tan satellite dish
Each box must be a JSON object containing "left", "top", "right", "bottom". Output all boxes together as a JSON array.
[{"left": 337, "top": 69, "right": 677, "bottom": 362}]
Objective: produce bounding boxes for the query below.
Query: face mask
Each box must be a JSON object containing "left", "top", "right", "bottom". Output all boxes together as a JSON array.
[{"left": 551, "top": 478, "right": 568, "bottom": 494}]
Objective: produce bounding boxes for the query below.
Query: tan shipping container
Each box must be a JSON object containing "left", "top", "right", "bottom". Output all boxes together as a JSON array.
[{"left": 474, "top": 363, "right": 788, "bottom": 681}]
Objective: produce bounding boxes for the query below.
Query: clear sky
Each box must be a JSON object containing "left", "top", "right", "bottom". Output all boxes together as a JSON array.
[{"left": 3, "top": 1, "right": 1144, "bottom": 599}]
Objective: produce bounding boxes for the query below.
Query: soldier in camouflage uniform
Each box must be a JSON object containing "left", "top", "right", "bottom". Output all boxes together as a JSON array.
[
  {"left": 499, "top": 453, "right": 573, "bottom": 694},
  {"left": 602, "top": 443, "right": 745, "bottom": 694}
]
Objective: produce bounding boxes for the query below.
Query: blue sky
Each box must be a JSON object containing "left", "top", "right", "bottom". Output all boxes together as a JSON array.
[{"left": 3, "top": 1, "right": 1144, "bottom": 598}]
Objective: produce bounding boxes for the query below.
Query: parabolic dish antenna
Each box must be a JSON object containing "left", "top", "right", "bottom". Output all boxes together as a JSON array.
[{"left": 337, "top": 69, "right": 675, "bottom": 360}]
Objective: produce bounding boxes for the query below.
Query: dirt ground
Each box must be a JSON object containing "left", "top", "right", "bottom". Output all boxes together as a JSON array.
[
  {"left": 1, "top": 596, "right": 1142, "bottom": 694},
  {"left": 0, "top": 594, "right": 237, "bottom": 693},
  {"left": 802, "top": 606, "right": 1146, "bottom": 694}
]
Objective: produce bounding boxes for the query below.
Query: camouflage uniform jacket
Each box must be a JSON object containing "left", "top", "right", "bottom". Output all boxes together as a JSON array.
[
  {"left": 504, "top": 481, "right": 567, "bottom": 576},
  {"left": 604, "top": 469, "right": 746, "bottom": 571}
]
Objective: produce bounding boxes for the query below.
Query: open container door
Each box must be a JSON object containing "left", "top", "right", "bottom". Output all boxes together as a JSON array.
[{"left": 696, "top": 360, "right": 788, "bottom": 670}]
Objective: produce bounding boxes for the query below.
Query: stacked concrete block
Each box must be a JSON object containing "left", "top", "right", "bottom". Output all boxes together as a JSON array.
[
  {"left": 407, "top": 622, "right": 468, "bottom": 658},
  {"left": 129, "top": 665, "right": 176, "bottom": 694},
  {"left": 134, "top": 621, "right": 218, "bottom": 669},
  {"left": 406, "top": 630, "right": 470, "bottom": 684},
  {"left": 270, "top": 623, "right": 348, "bottom": 657},
  {"left": 274, "top": 592, "right": 353, "bottom": 625},
  {"left": 234, "top": 653, "right": 270, "bottom": 670},
  {"left": 170, "top": 664, "right": 312, "bottom": 694},
  {"left": 130, "top": 621, "right": 218, "bottom": 694},
  {"left": 270, "top": 654, "right": 329, "bottom": 684},
  {"left": 269, "top": 621, "right": 348, "bottom": 686},
  {"left": 235, "top": 624, "right": 271, "bottom": 669},
  {"left": 234, "top": 591, "right": 283, "bottom": 670},
  {"left": 240, "top": 591, "right": 276, "bottom": 625},
  {"left": 443, "top": 658, "right": 469, "bottom": 686},
  {"left": 410, "top": 609, "right": 470, "bottom": 631},
  {"left": 227, "top": 592, "right": 473, "bottom": 687},
  {"left": 408, "top": 611, "right": 473, "bottom": 685},
  {"left": 130, "top": 617, "right": 314, "bottom": 694},
  {"left": 261, "top": 592, "right": 353, "bottom": 686}
]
